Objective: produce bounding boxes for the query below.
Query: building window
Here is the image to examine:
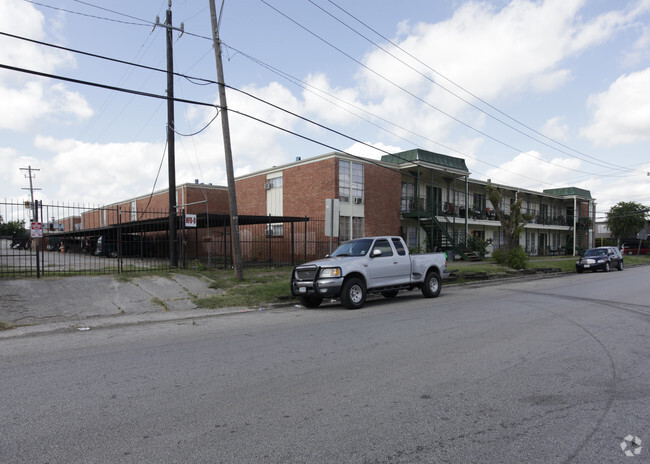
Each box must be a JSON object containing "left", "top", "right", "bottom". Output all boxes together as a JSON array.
[
  {"left": 401, "top": 182, "right": 415, "bottom": 212},
  {"left": 352, "top": 217, "right": 364, "bottom": 238},
  {"left": 130, "top": 200, "right": 137, "bottom": 222},
  {"left": 340, "top": 216, "right": 350, "bottom": 240},
  {"left": 339, "top": 216, "right": 364, "bottom": 241},
  {"left": 407, "top": 226, "right": 417, "bottom": 247},
  {"left": 266, "top": 224, "right": 283, "bottom": 237},
  {"left": 339, "top": 160, "right": 364, "bottom": 203},
  {"left": 267, "top": 176, "right": 282, "bottom": 189}
]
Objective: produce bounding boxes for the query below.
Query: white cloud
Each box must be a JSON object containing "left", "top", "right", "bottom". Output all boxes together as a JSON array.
[
  {"left": 0, "top": 0, "right": 92, "bottom": 131},
  {"left": 581, "top": 67, "right": 650, "bottom": 146},
  {"left": 0, "top": 147, "right": 38, "bottom": 197},
  {"left": 302, "top": 73, "right": 363, "bottom": 126},
  {"left": 31, "top": 136, "right": 170, "bottom": 204},
  {"left": 479, "top": 151, "right": 650, "bottom": 212},
  {"left": 483, "top": 151, "right": 583, "bottom": 190},
  {"left": 344, "top": 142, "right": 404, "bottom": 160},
  {"left": 0, "top": 0, "right": 75, "bottom": 81},
  {"left": 541, "top": 116, "right": 570, "bottom": 141},
  {"left": 346, "top": 0, "right": 649, "bottom": 146}
]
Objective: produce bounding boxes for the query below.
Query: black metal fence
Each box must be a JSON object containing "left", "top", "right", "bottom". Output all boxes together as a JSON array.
[{"left": 0, "top": 201, "right": 336, "bottom": 279}]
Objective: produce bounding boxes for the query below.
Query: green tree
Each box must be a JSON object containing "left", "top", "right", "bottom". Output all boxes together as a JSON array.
[
  {"left": 485, "top": 184, "right": 530, "bottom": 252},
  {"left": 606, "top": 201, "right": 649, "bottom": 241},
  {"left": 0, "top": 218, "right": 27, "bottom": 237}
]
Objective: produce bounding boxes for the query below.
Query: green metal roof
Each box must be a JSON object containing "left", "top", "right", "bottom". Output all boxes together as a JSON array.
[
  {"left": 381, "top": 149, "right": 469, "bottom": 174},
  {"left": 542, "top": 187, "right": 592, "bottom": 199}
]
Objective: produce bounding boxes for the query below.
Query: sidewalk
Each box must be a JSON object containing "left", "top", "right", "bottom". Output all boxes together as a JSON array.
[{"left": 0, "top": 274, "right": 233, "bottom": 338}]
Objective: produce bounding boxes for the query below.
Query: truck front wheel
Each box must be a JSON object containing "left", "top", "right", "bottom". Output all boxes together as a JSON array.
[
  {"left": 421, "top": 271, "right": 441, "bottom": 298},
  {"left": 340, "top": 277, "right": 366, "bottom": 310}
]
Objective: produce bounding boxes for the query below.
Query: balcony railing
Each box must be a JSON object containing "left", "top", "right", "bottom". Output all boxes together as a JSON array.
[{"left": 401, "top": 195, "right": 575, "bottom": 227}]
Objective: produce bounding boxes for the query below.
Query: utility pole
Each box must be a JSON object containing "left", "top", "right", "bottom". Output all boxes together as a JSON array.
[
  {"left": 155, "top": 1, "right": 184, "bottom": 267},
  {"left": 208, "top": 0, "right": 244, "bottom": 280},
  {"left": 20, "top": 165, "right": 40, "bottom": 221},
  {"left": 20, "top": 165, "right": 42, "bottom": 277}
]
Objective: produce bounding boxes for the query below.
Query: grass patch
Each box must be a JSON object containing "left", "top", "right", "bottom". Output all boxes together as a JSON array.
[
  {"left": 619, "top": 254, "right": 650, "bottom": 265},
  {"left": 150, "top": 297, "right": 169, "bottom": 312},
  {"left": 195, "top": 267, "right": 295, "bottom": 309},
  {"left": 0, "top": 321, "right": 15, "bottom": 331}
]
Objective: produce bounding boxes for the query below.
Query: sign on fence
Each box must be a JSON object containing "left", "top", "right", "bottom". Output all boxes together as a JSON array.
[
  {"left": 30, "top": 222, "right": 42, "bottom": 238},
  {"left": 185, "top": 214, "right": 197, "bottom": 228}
]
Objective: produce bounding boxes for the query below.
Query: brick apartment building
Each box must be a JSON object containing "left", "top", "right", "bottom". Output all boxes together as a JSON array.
[
  {"left": 234, "top": 149, "right": 596, "bottom": 258},
  {"left": 80, "top": 182, "right": 230, "bottom": 229},
  {"left": 55, "top": 148, "right": 594, "bottom": 263}
]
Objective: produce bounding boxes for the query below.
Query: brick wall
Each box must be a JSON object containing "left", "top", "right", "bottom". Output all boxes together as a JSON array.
[
  {"left": 363, "top": 163, "right": 401, "bottom": 236},
  {"left": 181, "top": 186, "right": 230, "bottom": 215},
  {"left": 284, "top": 158, "right": 338, "bottom": 217},
  {"left": 236, "top": 176, "right": 267, "bottom": 215}
]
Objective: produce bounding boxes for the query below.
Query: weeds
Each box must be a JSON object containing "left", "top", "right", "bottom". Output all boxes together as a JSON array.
[
  {"left": 196, "top": 267, "right": 295, "bottom": 309},
  {"left": 0, "top": 320, "right": 15, "bottom": 331}
]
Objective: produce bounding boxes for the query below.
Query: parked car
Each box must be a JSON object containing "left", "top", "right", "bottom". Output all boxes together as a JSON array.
[
  {"left": 621, "top": 243, "right": 649, "bottom": 255},
  {"left": 291, "top": 236, "right": 448, "bottom": 309},
  {"left": 575, "top": 246, "right": 623, "bottom": 273},
  {"left": 95, "top": 234, "right": 152, "bottom": 258}
]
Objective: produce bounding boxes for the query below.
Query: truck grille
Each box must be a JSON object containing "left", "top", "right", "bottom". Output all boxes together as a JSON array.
[{"left": 295, "top": 265, "right": 318, "bottom": 281}]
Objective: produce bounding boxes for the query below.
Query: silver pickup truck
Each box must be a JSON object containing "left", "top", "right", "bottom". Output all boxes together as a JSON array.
[{"left": 291, "top": 236, "right": 447, "bottom": 309}]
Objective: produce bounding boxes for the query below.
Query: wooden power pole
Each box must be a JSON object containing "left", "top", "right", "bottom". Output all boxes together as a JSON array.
[{"left": 208, "top": 0, "right": 244, "bottom": 280}]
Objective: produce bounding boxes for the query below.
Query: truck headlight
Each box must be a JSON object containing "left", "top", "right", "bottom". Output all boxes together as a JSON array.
[{"left": 320, "top": 267, "right": 341, "bottom": 278}]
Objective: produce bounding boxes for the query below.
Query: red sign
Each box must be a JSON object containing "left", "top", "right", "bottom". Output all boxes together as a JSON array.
[
  {"left": 185, "top": 214, "right": 197, "bottom": 228},
  {"left": 30, "top": 222, "right": 43, "bottom": 238}
]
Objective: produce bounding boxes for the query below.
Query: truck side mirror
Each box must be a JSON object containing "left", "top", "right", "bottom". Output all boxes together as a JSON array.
[{"left": 371, "top": 248, "right": 382, "bottom": 258}]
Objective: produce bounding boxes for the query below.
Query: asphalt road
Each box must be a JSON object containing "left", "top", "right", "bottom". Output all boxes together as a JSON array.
[{"left": 2, "top": 267, "right": 649, "bottom": 463}]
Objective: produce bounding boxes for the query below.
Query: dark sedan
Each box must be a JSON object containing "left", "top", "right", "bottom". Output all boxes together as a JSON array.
[{"left": 576, "top": 246, "right": 624, "bottom": 273}]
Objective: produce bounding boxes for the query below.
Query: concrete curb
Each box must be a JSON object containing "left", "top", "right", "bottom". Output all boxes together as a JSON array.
[{"left": 1, "top": 262, "right": 647, "bottom": 339}]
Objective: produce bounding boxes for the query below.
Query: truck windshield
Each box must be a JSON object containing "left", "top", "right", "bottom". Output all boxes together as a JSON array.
[{"left": 330, "top": 238, "right": 373, "bottom": 257}]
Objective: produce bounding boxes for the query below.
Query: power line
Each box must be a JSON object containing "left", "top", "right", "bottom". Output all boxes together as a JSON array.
[
  {"left": 321, "top": 0, "right": 637, "bottom": 175},
  {"left": 22, "top": 0, "right": 646, "bottom": 192},
  {"left": 5, "top": 51, "right": 631, "bottom": 208},
  {"left": 23, "top": 0, "right": 152, "bottom": 27},
  {"left": 219, "top": 42, "right": 573, "bottom": 187},
  {"left": 0, "top": 60, "right": 448, "bottom": 187},
  {"left": 0, "top": 62, "right": 216, "bottom": 109},
  {"left": 257, "top": 0, "right": 619, "bottom": 178},
  {"left": 0, "top": 30, "right": 630, "bottom": 188}
]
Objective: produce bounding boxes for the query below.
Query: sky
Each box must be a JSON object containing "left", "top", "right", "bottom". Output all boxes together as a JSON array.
[{"left": 1, "top": 0, "right": 650, "bottom": 220}]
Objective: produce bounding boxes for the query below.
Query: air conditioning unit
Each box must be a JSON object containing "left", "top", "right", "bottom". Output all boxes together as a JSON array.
[
  {"left": 353, "top": 197, "right": 363, "bottom": 204},
  {"left": 263, "top": 182, "right": 271, "bottom": 190}
]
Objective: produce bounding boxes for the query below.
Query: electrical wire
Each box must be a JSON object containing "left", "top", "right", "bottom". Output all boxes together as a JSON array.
[
  {"left": 20, "top": 0, "right": 646, "bottom": 205},
  {"left": 2, "top": 28, "right": 644, "bottom": 203},
  {"left": 321, "top": 0, "right": 637, "bottom": 174},
  {"left": 258, "top": 0, "right": 632, "bottom": 178},
  {"left": 0, "top": 29, "right": 525, "bottom": 187},
  {"left": 170, "top": 110, "right": 220, "bottom": 137},
  {"left": 138, "top": 138, "right": 168, "bottom": 220},
  {"left": 0, "top": 31, "right": 634, "bottom": 192},
  {"left": 23, "top": 0, "right": 152, "bottom": 27}
]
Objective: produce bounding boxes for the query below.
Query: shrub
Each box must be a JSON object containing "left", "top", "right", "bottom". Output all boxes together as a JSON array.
[
  {"left": 466, "top": 235, "right": 493, "bottom": 258},
  {"left": 491, "top": 248, "right": 505, "bottom": 265},
  {"left": 505, "top": 246, "right": 528, "bottom": 269}
]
